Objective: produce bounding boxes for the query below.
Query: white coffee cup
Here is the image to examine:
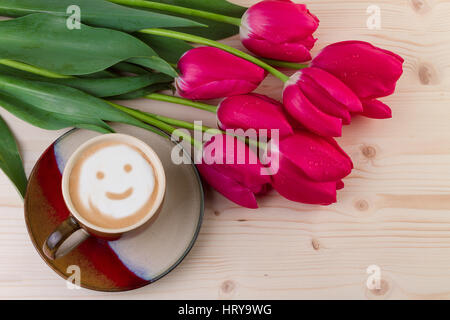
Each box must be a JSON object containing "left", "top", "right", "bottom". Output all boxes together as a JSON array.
[{"left": 43, "top": 133, "right": 166, "bottom": 260}]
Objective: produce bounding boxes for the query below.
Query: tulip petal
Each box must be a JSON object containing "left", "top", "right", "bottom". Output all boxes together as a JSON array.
[
  {"left": 240, "top": 0, "right": 318, "bottom": 62},
  {"left": 241, "top": 35, "right": 314, "bottom": 62},
  {"left": 217, "top": 93, "right": 293, "bottom": 138},
  {"left": 322, "top": 137, "right": 354, "bottom": 169},
  {"left": 251, "top": 93, "right": 284, "bottom": 107},
  {"left": 203, "top": 134, "right": 272, "bottom": 192},
  {"left": 177, "top": 79, "right": 259, "bottom": 100},
  {"left": 197, "top": 134, "right": 273, "bottom": 209},
  {"left": 298, "top": 76, "right": 351, "bottom": 124},
  {"left": 177, "top": 47, "right": 266, "bottom": 100},
  {"left": 361, "top": 99, "right": 392, "bottom": 119},
  {"left": 312, "top": 41, "right": 404, "bottom": 99},
  {"left": 300, "top": 67, "right": 363, "bottom": 113},
  {"left": 196, "top": 163, "right": 259, "bottom": 209},
  {"left": 244, "top": 1, "right": 319, "bottom": 44},
  {"left": 272, "top": 157, "right": 338, "bottom": 205},
  {"left": 274, "top": 131, "right": 353, "bottom": 182},
  {"left": 283, "top": 83, "right": 343, "bottom": 137}
]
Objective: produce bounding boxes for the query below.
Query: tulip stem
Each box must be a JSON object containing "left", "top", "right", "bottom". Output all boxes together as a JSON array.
[
  {"left": 260, "top": 58, "right": 309, "bottom": 70},
  {"left": 0, "top": 59, "right": 74, "bottom": 79},
  {"left": 135, "top": 110, "right": 265, "bottom": 150},
  {"left": 145, "top": 93, "right": 217, "bottom": 113},
  {"left": 138, "top": 28, "right": 291, "bottom": 83},
  {"left": 145, "top": 113, "right": 223, "bottom": 136},
  {"left": 107, "top": 0, "right": 242, "bottom": 26},
  {"left": 0, "top": 58, "right": 211, "bottom": 149},
  {"left": 116, "top": 105, "right": 221, "bottom": 135},
  {"left": 108, "top": 102, "right": 203, "bottom": 148},
  {"left": 0, "top": 59, "right": 200, "bottom": 147},
  {"left": 0, "top": 59, "right": 264, "bottom": 150},
  {"left": 113, "top": 103, "right": 266, "bottom": 150}
]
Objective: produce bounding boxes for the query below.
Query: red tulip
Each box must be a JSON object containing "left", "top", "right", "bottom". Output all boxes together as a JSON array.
[
  {"left": 311, "top": 41, "right": 404, "bottom": 118},
  {"left": 196, "top": 134, "right": 271, "bottom": 209},
  {"left": 240, "top": 0, "right": 319, "bottom": 62},
  {"left": 360, "top": 99, "right": 392, "bottom": 119},
  {"left": 176, "top": 47, "right": 267, "bottom": 100},
  {"left": 217, "top": 93, "right": 293, "bottom": 138},
  {"left": 283, "top": 67, "right": 363, "bottom": 137},
  {"left": 266, "top": 130, "right": 353, "bottom": 205}
]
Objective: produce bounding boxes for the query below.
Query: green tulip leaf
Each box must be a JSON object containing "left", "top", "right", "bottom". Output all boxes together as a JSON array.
[
  {"left": 33, "top": 74, "right": 172, "bottom": 98},
  {"left": 113, "top": 82, "right": 174, "bottom": 100},
  {"left": 0, "top": 115, "right": 28, "bottom": 198},
  {"left": 0, "top": 64, "right": 173, "bottom": 97},
  {"left": 0, "top": 13, "right": 177, "bottom": 77},
  {"left": 0, "top": 74, "right": 154, "bottom": 133},
  {"left": 140, "top": 0, "right": 247, "bottom": 40},
  {"left": 137, "top": 34, "right": 193, "bottom": 64},
  {"left": 0, "top": 0, "right": 203, "bottom": 31},
  {"left": 0, "top": 88, "right": 113, "bottom": 133},
  {"left": 79, "top": 70, "right": 117, "bottom": 79},
  {"left": 127, "top": 57, "right": 177, "bottom": 78},
  {"left": 158, "top": 0, "right": 246, "bottom": 16},
  {"left": 111, "top": 62, "right": 152, "bottom": 75}
]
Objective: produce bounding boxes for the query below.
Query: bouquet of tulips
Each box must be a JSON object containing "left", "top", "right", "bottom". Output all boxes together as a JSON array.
[{"left": 0, "top": 0, "right": 403, "bottom": 209}]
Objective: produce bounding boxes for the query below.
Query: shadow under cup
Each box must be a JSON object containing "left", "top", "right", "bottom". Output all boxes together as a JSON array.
[{"left": 44, "top": 133, "right": 166, "bottom": 260}]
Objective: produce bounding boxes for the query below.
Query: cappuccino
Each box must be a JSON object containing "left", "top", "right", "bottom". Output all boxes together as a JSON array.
[{"left": 68, "top": 141, "right": 159, "bottom": 230}]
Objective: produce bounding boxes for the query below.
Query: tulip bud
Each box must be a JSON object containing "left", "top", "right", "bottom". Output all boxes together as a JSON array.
[
  {"left": 311, "top": 41, "right": 404, "bottom": 100},
  {"left": 176, "top": 47, "right": 267, "bottom": 100},
  {"left": 283, "top": 67, "right": 362, "bottom": 137},
  {"left": 240, "top": 0, "right": 319, "bottom": 62},
  {"left": 267, "top": 130, "right": 353, "bottom": 205},
  {"left": 360, "top": 99, "right": 392, "bottom": 119},
  {"left": 217, "top": 93, "right": 293, "bottom": 138},
  {"left": 196, "top": 134, "right": 271, "bottom": 208}
]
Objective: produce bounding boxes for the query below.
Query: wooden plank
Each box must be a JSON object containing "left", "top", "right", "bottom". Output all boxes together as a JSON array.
[{"left": 1, "top": 0, "right": 449, "bottom": 299}]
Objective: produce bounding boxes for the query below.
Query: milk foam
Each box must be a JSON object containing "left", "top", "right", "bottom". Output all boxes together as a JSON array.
[{"left": 75, "top": 144, "right": 156, "bottom": 220}]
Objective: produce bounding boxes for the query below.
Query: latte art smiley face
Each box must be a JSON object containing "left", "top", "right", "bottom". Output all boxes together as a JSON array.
[
  {"left": 69, "top": 141, "right": 159, "bottom": 229},
  {"left": 80, "top": 144, "right": 155, "bottom": 218}
]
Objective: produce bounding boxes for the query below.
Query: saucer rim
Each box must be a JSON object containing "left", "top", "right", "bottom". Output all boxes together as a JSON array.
[{"left": 24, "top": 126, "right": 205, "bottom": 292}]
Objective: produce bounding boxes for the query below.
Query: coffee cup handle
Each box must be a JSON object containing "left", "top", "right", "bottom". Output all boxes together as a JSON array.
[{"left": 43, "top": 217, "right": 90, "bottom": 260}]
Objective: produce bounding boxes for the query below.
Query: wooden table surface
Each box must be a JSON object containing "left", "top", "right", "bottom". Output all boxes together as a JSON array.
[{"left": 1, "top": 0, "right": 449, "bottom": 299}]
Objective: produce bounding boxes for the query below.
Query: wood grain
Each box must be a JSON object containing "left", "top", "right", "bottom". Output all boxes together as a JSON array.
[{"left": 1, "top": 0, "right": 449, "bottom": 299}]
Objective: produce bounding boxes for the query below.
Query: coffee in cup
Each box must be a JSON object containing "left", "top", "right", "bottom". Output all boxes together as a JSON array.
[
  {"left": 44, "top": 133, "right": 166, "bottom": 260},
  {"left": 68, "top": 141, "right": 160, "bottom": 230}
]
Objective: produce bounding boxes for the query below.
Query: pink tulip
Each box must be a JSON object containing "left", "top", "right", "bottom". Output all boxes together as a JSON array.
[
  {"left": 217, "top": 93, "right": 293, "bottom": 138},
  {"left": 267, "top": 130, "right": 353, "bottom": 205},
  {"left": 240, "top": 0, "right": 319, "bottom": 62},
  {"left": 283, "top": 67, "right": 363, "bottom": 137},
  {"left": 176, "top": 47, "right": 267, "bottom": 100},
  {"left": 360, "top": 99, "right": 392, "bottom": 119},
  {"left": 311, "top": 41, "right": 404, "bottom": 118},
  {"left": 196, "top": 134, "right": 271, "bottom": 209}
]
